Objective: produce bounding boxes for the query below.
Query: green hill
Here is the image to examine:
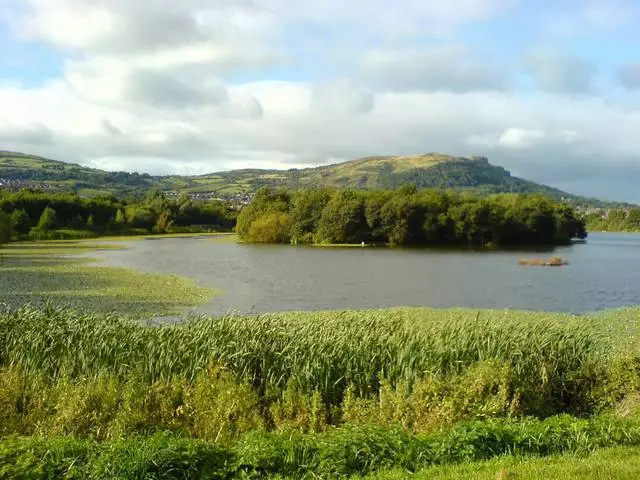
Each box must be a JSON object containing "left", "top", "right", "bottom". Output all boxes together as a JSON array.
[{"left": 0, "top": 150, "right": 627, "bottom": 207}]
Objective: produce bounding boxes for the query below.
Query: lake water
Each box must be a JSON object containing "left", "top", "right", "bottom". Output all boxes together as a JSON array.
[{"left": 87, "top": 233, "right": 640, "bottom": 315}]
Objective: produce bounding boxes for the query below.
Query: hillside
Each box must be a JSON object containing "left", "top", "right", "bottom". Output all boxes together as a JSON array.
[{"left": 0, "top": 150, "right": 626, "bottom": 207}]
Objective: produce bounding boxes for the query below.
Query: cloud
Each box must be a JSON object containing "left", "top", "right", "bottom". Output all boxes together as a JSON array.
[
  {"left": 522, "top": 51, "right": 598, "bottom": 94},
  {"left": 101, "top": 119, "right": 122, "bottom": 137},
  {"left": 499, "top": 128, "right": 546, "bottom": 149},
  {"left": 0, "top": 123, "right": 55, "bottom": 145},
  {"left": 258, "top": 0, "right": 516, "bottom": 34},
  {"left": 22, "top": 1, "right": 265, "bottom": 53},
  {"left": 360, "top": 47, "right": 507, "bottom": 93},
  {"left": 467, "top": 128, "right": 579, "bottom": 150},
  {"left": 619, "top": 63, "right": 640, "bottom": 90},
  {"left": 582, "top": 0, "right": 639, "bottom": 30},
  {"left": 311, "top": 80, "right": 374, "bottom": 114}
]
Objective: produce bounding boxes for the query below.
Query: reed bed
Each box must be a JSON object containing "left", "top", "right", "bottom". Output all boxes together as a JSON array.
[{"left": 0, "top": 305, "right": 609, "bottom": 417}]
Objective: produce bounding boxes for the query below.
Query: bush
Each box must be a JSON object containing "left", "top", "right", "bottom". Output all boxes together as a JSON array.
[
  {"left": 190, "top": 366, "right": 265, "bottom": 442},
  {"left": 246, "top": 212, "right": 292, "bottom": 243},
  {"left": 37, "top": 206, "right": 57, "bottom": 230},
  {"left": 0, "top": 436, "right": 91, "bottom": 479}
]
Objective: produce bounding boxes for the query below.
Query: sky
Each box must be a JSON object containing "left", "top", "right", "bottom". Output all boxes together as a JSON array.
[{"left": 1, "top": 1, "right": 640, "bottom": 201}]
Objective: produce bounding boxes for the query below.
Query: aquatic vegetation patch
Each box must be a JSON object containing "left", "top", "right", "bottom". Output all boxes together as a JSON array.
[{"left": 0, "top": 241, "right": 217, "bottom": 316}]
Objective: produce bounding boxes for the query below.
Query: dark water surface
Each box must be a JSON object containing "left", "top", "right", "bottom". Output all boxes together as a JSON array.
[{"left": 87, "top": 233, "right": 640, "bottom": 315}]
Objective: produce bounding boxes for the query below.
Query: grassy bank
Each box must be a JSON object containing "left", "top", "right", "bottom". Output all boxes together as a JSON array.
[
  {"left": 2, "top": 306, "right": 640, "bottom": 434},
  {"left": 3, "top": 416, "right": 640, "bottom": 479},
  {"left": 3, "top": 304, "right": 640, "bottom": 477},
  {"left": 0, "top": 240, "right": 216, "bottom": 316},
  {"left": 371, "top": 446, "right": 640, "bottom": 479}
]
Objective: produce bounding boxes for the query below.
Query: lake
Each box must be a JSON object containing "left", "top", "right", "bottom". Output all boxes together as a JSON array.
[{"left": 86, "top": 233, "right": 640, "bottom": 315}]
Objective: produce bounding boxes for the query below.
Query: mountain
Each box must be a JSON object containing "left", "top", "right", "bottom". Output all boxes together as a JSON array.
[{"left": 0, "top": 150, "right": 628, "bottom": 207}]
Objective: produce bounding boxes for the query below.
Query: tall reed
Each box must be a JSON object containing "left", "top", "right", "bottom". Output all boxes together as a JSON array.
[{"left": 0, "top": 304, "right": 606, "bottom": 415}]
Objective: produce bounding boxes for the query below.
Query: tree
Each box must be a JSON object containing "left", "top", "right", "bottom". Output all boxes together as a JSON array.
[
  {"left": 236, "top": 188, "right": 291, "bottom": 239},
  {"left": 315, "top": 191, "right": 367, "bottom": 244},
  {"left": 289, "top": 189, "right": 332, "bottom": 244},
  {"left": 37, "top": 207, "right": 57, "bottom": 231},
  {"left": 0, "top": 212, "right": 12, "bottom": 244},
  {"left": 126, "top": 206, "right": 156, "bottom": 230},
  {"left": 86, "top": 214, "right": 95, "bottom": 230},
  {"left": 10, "top": 209, "right": 31, "bottom": 236},
  {"left": 145, "top": 188, "right": 170, "bottom": 215},
  {"left": 246, "top": 212, "right": 292, "bottom": 243},
  {"left": 154, "top": 210, "right": 174, "bottom": 233},
  {"left": 628, "top": 209, "right": 640, "bottom": 229},
  {"left": 71, "top": 215, "right": 85, "bottom": 230},
  {"left": 115, "top": 209, "right": 126, "bottom": 225},
  {"left": 236, "top": 187, "right": 585, "bottom": 247},
  {"left": 379, "top": 194, "right": 425, "bottom": 246}
]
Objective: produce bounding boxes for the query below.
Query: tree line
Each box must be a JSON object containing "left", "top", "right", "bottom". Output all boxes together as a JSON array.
[
  {"left": 0, "top": 188, "right": 236, "bottom": 242},
  {"left": 584, "top": 208, "right": 640, "bottom": 232},
  {"left": 237, "top": 187, "right": 587, "bottom": 247}
]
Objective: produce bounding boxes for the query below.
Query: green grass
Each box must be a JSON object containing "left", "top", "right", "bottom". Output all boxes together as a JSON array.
[
  {"left": 369, "top": 446, "right": 640, "bottom": 479},
  {"left": 208, "top": 233, "right": 241, "bottom": 244},
  {"left": 0, "top": 240, "right": 217, "bottom": 316},
  {"left": 2, "top": 304, "right": 640, "bottom": 476},
  {"left": 4, "top": 418, "right": 640, "bottom": 479},
  {"left": 0, "top": 305, "right": 619, "bottom": 415}
]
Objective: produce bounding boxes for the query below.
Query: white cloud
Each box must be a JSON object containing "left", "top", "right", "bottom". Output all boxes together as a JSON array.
[
  {"left": 0, "top": 123, "right": 55, "bottom": 146},
  {"left": 619, "top": 63, "right": 640, "bottom": 90},
  {"left": 499, "top": 128, "right": 546, "bottom": 148},
  {"left": 311, "top": 80, "right": 374, "bottom": 114},
  {"left": 360, "top": 46, "right": 507, "bottom": 93},
  {"left": 522, "top": 51, "right": 598, "bottom": 94},
  {"left": 257, "top": 0, "right": 516, "bottom": 33}
]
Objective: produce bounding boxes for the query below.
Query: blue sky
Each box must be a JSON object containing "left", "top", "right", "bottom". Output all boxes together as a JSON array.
[{"left": 1, "top": 0, "right": 640, "bottom": 201}]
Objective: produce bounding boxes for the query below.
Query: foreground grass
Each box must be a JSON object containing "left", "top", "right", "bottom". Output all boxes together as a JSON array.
[
  {"left": 370, "top": 446, "right": 640, "bottom": 479},
  {"left": 0, "top": 240, "right": 216, "bottom": 316},
  {"left": 4, "top": 417, "right": 640, "bottom": 479},
  {"left": 2, "top": 304, "right": 640, "bottom": 477},
  {"left": 1, "top": 305, "right": 638, "bottom": 437}
]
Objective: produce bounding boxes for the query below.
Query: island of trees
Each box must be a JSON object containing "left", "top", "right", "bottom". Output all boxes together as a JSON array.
[
  {"left": 0, "top": 188, "right": 236, "bottom": 243},
  {"left": 237, "top": 187, "right": 587, "bottom": 247}
]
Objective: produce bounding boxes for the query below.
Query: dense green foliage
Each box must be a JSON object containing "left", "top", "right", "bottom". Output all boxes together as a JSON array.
[
  {"left": 3, "top": 415, "right": 640, "bottom": 479},
  {"left": 238, "top": 187, "right": 587, "bottom": 246},
  {"left": 0, "top": 305, "right": 629, "bottom": 433},
  {"left": 0, "top": 212, "right": 11, "bottom": 244},
  {"left": 585, "top": 208, "right": 640, "bottom": 232},
  {"left": 0, "top": 188, "right": 236, "bottom": 240},
  {"left": 2, "top": 305, "right": 640, "bottom": 476}
]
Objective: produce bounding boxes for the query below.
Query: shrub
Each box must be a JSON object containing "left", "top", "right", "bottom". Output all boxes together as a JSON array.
[
  {"left": 190, "top": 366, "right": 265, "bottom": 442},
  {"left": 246, "top": 212, "right": 292, "bottom": 243}
]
